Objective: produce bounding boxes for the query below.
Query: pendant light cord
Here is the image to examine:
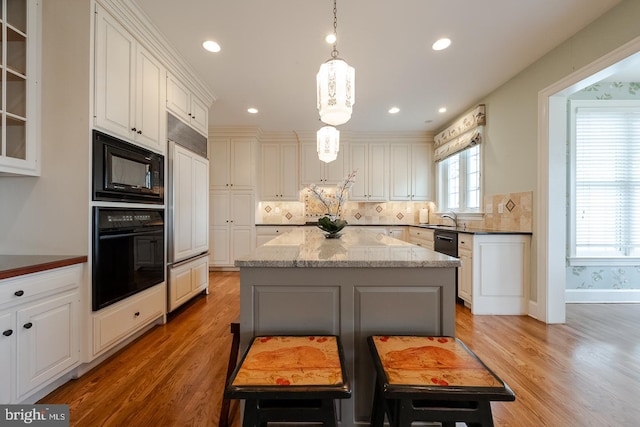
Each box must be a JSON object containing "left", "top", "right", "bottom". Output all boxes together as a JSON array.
[{"left": 331, "top": 0, "right": 339, "bottom": 59}]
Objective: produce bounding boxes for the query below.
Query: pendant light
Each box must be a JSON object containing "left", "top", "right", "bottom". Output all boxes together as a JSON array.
[
  {"left": 317, "top": 0, "right": 355, "bottom": 127},
  {"left": 317, "top": 125, "right": 340, "bottom": 163}
]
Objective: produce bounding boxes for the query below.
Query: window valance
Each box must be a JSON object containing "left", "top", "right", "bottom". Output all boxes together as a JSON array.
[{"left": 434, "top": 105, "right": 485, "bottom": 162}]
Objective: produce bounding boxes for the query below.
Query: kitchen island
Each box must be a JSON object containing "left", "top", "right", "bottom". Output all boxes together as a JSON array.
[{"left": 235, "top": 227, "right": 460, "bottom": 426}]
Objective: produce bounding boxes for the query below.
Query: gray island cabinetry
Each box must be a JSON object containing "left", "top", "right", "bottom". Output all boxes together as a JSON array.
[{"left": 235, "top": 227, "right": 460, "bottom": 426}]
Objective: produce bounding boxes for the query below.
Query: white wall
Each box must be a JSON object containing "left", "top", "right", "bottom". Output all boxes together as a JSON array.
[
  {"left": 0, "top": 0, "right": 91, "bottom": 254},
  {"left": 464, "top": 0, "right": 640, "bottom": 302}
]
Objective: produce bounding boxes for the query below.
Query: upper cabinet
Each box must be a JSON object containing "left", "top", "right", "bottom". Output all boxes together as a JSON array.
[
  {"left": 349, "top": 142, "right": 387, "bottom": 201},
  {"left": 300, "top": 141, "right": 347, "bottom": 185},
  {"left": 167, "top": 73, "right": 208, "bottom": 136},
  {"left": 389, "top": 142, "right": 432, "bottom": 201},
  {"left": 0, "top": 0, "right": 41, "bottom": 176},
  {"left": 260, "top": 142, "right": 299, "bottom": 200},
  {"left": 94, "top": 5, "right": 166, "bottom": 154},
  {"left": 210, "top": 137, "right": 256, "bottom": 190}
]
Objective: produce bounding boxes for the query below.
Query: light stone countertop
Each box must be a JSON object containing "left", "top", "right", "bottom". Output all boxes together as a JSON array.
[{"left": 235, "top": 227, "right": 460, "bottom": 268}]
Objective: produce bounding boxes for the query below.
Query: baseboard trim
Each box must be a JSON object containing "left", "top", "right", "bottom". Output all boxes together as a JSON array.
[{"left": 565, "top": 289, "right": 640, "bottom": 303}]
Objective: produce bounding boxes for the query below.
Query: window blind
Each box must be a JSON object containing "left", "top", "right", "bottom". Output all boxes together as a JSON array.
[{"left": 574, "top": 106, "right": 640, "bottom": 257}]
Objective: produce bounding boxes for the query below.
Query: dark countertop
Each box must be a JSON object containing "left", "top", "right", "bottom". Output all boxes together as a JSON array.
[
  {"left": 0, "top": 255, "right": 88, "bottom": 281},
  {"left": 412, "top": 224, "right": 532, "bottom": 235}
]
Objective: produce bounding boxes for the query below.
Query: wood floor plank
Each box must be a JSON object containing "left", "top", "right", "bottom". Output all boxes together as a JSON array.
[{"left": 41, "top": 272, "right": 640, "bottom": 426}]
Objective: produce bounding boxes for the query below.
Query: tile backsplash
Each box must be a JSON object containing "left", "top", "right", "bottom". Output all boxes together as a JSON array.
[{"left": 256, "top": 190, "right": 533, "bottom": 233}]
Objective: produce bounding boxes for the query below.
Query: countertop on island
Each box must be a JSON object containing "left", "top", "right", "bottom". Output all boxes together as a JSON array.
[
  {"left": 235, "top": 227, "right": 460, "bottom": 268},
  {"left": 0, "top": 255, "right": 88, "bottom": 280}
]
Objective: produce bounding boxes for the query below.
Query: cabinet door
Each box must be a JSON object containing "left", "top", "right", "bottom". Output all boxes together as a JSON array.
[
  {"left": 210, "top": 190, "right": 230, "bottom": 227},
  {"left": 193, "top": 155, "right": 210, "bottom": 254},
  {"left": 260, "top": 143, "right": 281, "bottom": 199},
  {"left": 389, "top": 144, "right": 411, "bottom": 201},
  {"left": 232, "top": 228, "right": 254, "bottom": 261},
  {"left": 166, "top": 73, "right": 191, "bottom": 124},
  {"left": 135, "top": 46, "right": 166, "bottom": 152},
  {"left": 411, "top": 143, "right": 431, "bottom": 200},
  {"left": 300, "top": 142, "right": 324, "bottom": 184},
  {"left": 169, "top": 265, "right": 193, "bottom": 310},
  {"left": 0, "top": 311, "right": 14, "bottom": 403},
  {"left": 231, "top": 192, "right": 255, "bottom": 227},
  {"left": 368, "top": 143, "right": 388, "bottom": 201},
  {"left": 94, "top": 7, "right": 135, "bottom": 139},
  {"left": 174, "top": 146, "right": 195, "bottom": 260},
  {"left": 458, "top": 249, "right": 472, "bottom": 303},
  {"left": 231, "top": 138, "right": 255, "bottom": 189},
  {"left": 210, "top": 140, "right": 230, "bottom": 188},
  {"left": 209, "top": 227, "right": 231, "bottom": 266},
  {"left": 324, "top": 146, "right": 347, "bottom": 184},
  {"left": 16, "top": 291, "right": 78, "bottom": 399},
  {"left": 281, "top": 143, "right": 300, "bottom": 200},
  {"left": 190, "top": 95, "right": 208, "bottom": 136},
  {"left": 349, "top": 143, "right": 368, "bottom": 200}
]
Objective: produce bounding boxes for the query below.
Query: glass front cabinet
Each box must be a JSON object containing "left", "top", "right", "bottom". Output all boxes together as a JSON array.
[{"left": 0, "top": 0, "right": 40, "bottom": 176}]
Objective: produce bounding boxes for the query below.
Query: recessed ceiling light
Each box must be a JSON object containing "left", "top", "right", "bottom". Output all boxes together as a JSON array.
[
  {"left": 247, "top": 107, "right": 258, "bottom": 114},
  {"left": 202, "top": 40, "right": 221, "bottom": 53},
  {"left": 388, "top": 107, "right": 400, "bottom": 114},
  {"left": 432, "top": 38, "right": 451, "bottom": 51},
  {"left": 438, "top": 107, "right": 447, "bottom": 113},
  {"left": 325, "top": 34, "right": 337, "bottom": 44}
]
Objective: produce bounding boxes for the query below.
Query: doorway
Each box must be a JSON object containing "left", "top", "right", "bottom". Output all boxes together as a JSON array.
[{"left": 538, "top": 35, "right": 640, "bottom": 323}]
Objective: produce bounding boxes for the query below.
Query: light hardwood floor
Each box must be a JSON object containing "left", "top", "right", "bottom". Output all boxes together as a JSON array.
[{"left": 41, "top": 272, "right": 640, "bottom": 426}]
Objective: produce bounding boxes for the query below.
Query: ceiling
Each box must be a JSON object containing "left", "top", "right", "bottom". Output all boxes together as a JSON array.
[{"left": 132, "top": 0, "right": 623, "bottom": 133}]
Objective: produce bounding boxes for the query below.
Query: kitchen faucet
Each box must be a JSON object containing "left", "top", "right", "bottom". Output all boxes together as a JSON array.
[{"left": 441, "top": 211, "right": 458, "bottom": 227}]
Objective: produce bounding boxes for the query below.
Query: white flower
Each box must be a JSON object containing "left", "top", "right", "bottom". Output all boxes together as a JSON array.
[{"left": 307, "top": 170, "right": 357, "bottom": 217}]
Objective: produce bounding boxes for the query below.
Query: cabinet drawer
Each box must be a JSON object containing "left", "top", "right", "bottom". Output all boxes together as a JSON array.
[
  {"left": 409, "top": 227, "right": 434, "bottom": 242},
  {"left": 255, "top": 226, "right": 299, "bottom": 235},
  {"left": 93, "top": 284, "right": 165, "bottom": 356},
  {"left": 0, "top": 265, "right": 82, "bottom": 308},
  {"left": 458, "top": 234, "right": 473, "bottom": 251}
]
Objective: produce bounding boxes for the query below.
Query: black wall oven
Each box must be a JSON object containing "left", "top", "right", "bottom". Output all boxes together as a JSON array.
[
  {"left": 92, "top": 130, "right": 164, "bottom": 204},
  {"left": 92, "top": 207, "right": 165, "bottom": 311}
]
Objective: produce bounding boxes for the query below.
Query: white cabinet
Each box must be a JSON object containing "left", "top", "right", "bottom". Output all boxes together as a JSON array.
[
  {"left": 210, "top": 137, "right": 256, "bottom": 190},
  {"left": 457, "top": 235, "right": 473, "bottom": 304},
  {"left": 209, "top": 190, "right": 255, "bottom": 268},
  {"left": 94, "top": 5, "right": 166, "bottom": 153},
  {"left": 408, "top": 227, "right": 434, "bottom": 250},
  {"left": 166, "top": 73, "right": 208, "bottom": 136},
  {"left": 0, "top": 311, "right": 14, "bottom": 403},
  {"left": 300, "top": 141, "right": 347, "bottom": 185},
  {"left": 0, "top": 264, "right": 82, "bottom": 403},
  {"left": 92, "top": 283, "right": 165, "bottom": 357},
  {"left": 171, "top": 143, "right": 209, "bottom": 262},
  {"left": 389, "top": 143, "right": 432, "bottom": 201},
  {"left": 260, "top": 142, "right": 299, "bottom": 200},
  {"left": 349, "top": 142, "right": 387, "bottom": 201},
  {"left": 458, "top": 233, "right": 531, "bottom": 315},
  {"left": 0, "top": 0, "right": 41, "bottom": 176},
  {"left": 168, "top": 255, "right": 208, "bottom": 312}
]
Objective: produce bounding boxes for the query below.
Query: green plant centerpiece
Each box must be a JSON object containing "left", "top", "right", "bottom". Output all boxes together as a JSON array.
[{"left": 307, "top": 170, "right": 357, "bottom": 238}]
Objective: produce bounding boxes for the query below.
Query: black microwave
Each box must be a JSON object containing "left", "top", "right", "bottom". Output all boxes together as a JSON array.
[{"left": 93, "top": 130, "right": 164, "bottom": 204}]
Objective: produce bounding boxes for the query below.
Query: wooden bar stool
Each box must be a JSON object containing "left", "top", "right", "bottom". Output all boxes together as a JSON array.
[
  {"left": 367, "top": 335, "right": 515, "bottom": 427},
  {"left": 219, "top": 321, "right": 240, "bottom": 427},
  {"left": 224, "top": 335, "right": 351, "bottom": 427}
]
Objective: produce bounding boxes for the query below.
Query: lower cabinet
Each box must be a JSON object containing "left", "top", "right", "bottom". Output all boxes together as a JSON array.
[
  {"left": 457, "top": 233, "right": 531, "bottom": 315},
  {"left": 408, "top": 227, "right": 434, "bottom": 250},
  {"left": 92, "top": 283, "right": 165, "bottom": 357},
  {"left": 0, "top": 264, "right": 82, "bottom": 403},
  {"left": 168, "top": 255, "right": 209, "bottom": 312},
  {"left": 255, "top": 226, "right": 300, "bottom": 247},
  {"left": 209, "top": 190, "right": 255, "bottom": 268}
]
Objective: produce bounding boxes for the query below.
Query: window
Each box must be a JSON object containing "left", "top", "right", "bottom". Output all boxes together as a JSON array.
[
  {"left": 569, "top": 100, "right": 640, "bottom": 264},
  {"left": 438, "top": 145, "right": 481, "bottom": 212}
]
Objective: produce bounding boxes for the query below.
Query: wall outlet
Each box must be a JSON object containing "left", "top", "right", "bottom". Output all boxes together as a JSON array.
[
  {"left": 498, "top": 203, "right": 504, "bottom": 214},
  {"left": 275, "top": 207, "right": 281, "bottom": 214},
  {"left": 485, "top": 203, "right": 493, "bottom": 214}
]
